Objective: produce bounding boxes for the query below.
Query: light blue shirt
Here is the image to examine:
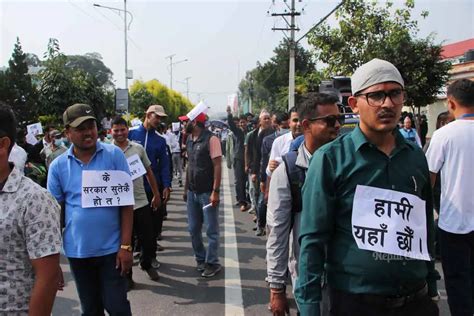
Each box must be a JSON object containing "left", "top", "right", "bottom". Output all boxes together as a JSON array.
[{"left": 47, "top": 142, "right": 130, "bottom": 258}]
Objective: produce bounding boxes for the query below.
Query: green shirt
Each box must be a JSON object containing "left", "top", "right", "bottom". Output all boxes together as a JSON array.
[
  {"left": 295, "top": 126, "right": 437, "bottom": 316},
  {"left": 113, "top": 140, "right": 151, "bottom": 210}
]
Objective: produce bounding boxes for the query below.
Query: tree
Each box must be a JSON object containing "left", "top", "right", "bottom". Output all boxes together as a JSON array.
[
  {"left": 1, "top": 37, "right": 38, "bottom": 125},
  {"left": 38, "top": 39, "right": 112, "bottom": 121},
  {"left": 130, "top": 79, "right": 193, "bottom": 122},
  {"left": 66, "top": 53, "right": 114, "bottom": 88},
  {"left": 308, "top": 0, "right": 451, "bottom": 111},
  {"left": 238, "top": 39, "right": 319, "bottom": 113}
]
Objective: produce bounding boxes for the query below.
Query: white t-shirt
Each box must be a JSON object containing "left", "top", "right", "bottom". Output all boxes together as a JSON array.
[
  {"left": 266, "top": 131, "right": 294, "bottom": 176},
  {"left": 426, "top": 119, "right": 474, "bottom": 234}
]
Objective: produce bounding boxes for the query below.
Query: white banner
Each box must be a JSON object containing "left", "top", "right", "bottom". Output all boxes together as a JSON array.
[
  {"left": 127, "top": 154, "right": 147, "bottom": 181},
  {"left": 26, "top": 133, "right": 38, "bottom": 145},
  {"left": 81, "top": 170, "right": 134, "bottom": 208},
  {"left": 131, "top": 118, "right": 142, "bottom": 127},
  {"left": 352, "top": 185, "right": 429, "bottom": 261},
  {"left": 172, "top": 122, "right": 180, "bottom": 132},
  {"left": 27, "top": 122, "right": 43, "bottom": 136},
  {"left": 186, "top": 101, "right": 208, "bottom": 121}
]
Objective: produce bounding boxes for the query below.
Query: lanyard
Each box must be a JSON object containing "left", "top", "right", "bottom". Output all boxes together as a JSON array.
[{"left": 458, "top": 113, "right": 474, "bottom": 119}]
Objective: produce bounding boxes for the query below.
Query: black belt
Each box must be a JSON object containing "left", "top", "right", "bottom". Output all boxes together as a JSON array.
[{"left": 360, "top": 284, "right": 428, "bottom": 309}]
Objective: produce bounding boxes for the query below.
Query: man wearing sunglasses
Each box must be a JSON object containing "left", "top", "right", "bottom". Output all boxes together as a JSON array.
[
  {"left": 295, "top": 59, "right": 438, "bottom": 316},
  {"left": 266, "top": 93, "right": 342, "bottom": 315}
]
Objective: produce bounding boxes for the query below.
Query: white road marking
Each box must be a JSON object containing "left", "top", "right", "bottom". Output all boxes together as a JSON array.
[{"left": 223, "top": 167, "right": 245, "bottom": 315}]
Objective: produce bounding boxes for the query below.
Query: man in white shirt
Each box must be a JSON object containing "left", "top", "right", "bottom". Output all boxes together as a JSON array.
[
  {"left": 426, "top": 78, "right": 474, "bottom": 316},
  {"left": 266, "top": 108, "right": 302, "bottom": 176}
]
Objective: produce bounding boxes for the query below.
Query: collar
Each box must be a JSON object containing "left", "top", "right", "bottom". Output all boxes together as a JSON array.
[
  {"left": 67, "top": 141, "right": 103, "bottom": 158},
  {"left": 112, "top": 139, "right": 132, "bottom": 152},
  {"left": 1, "top": 163, "right": 22, "bottom": 193},
  {"left": 295, "top": 143, "right": 312, "bottom": 169},
  {"left": 350, "top": 125, "right": 415, "bottom": 153}
]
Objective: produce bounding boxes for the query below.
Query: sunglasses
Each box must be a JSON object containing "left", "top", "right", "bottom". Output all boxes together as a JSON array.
[{"left": 308, "top": 114, "right": 345, "bottom": 127}]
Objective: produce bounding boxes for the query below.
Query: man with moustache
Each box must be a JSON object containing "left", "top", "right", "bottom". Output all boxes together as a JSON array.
[
  {"left": 295, "top": 59, "right": 439, "bottom": 316},
  {"left": 48, "top": 104, "right": 133, "bottom": 315},
  {"left": 266, "top": 93, "right": 342, "bottom": 315}
]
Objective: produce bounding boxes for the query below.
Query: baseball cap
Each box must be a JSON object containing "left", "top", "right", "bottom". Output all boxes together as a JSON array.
[
  {"left": 63, "top": 103, "right": 96, "bottom": 128},
  {"left": 146, "top": 105, "right": 168, "bottom": 117},
  {"left": 178, "top": 115, "right": 189, "bottom": 122},
  {"left": 49, "top": 130, "right": 62, "bottom": 138},
  {"left": 351, "top": 58, "right": 404, "bottom": 95}
]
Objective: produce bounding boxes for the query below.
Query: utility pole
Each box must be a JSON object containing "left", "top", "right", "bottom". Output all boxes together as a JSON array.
[
  {"left": 184, "top": 76, "right": 191, "bottom": 100},
  {"left": 124, "top": 0, "right": 128, "bottom": 89},
  {"left": 165, "top": 54, "right": 188, "bottom": 90},
  {"left": 272, "top": 0, "right": 300, "bottom": 111}
]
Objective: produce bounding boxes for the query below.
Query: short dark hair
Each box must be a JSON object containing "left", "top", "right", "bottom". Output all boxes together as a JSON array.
[
  {"left": 289, "top": 106, "right": 298, "bottom": 115},
  {"left": 238, "top": 114, "right": 247, "bottom": 121},
  {"left": 274, "top": 111, "right": 289, "bottom": 125},
  {"left": 436, "top": 111, "right": 450, "bottom": 129},
  {"left": 297, "top": 92, "right": 339, "bottom": 120},
  {"left": 0, "top": 101, "right": 17, "bottom": 153},
  {"left": 111, "top": 116, "right": 128, "bottom": 127},
  {"left": 447, "top": 79, "right": 474, "bottom": 108}
]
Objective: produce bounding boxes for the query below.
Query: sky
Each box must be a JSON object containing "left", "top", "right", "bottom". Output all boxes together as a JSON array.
[{"left": 1, "top": 0, "right": 473, "bottom": 114}]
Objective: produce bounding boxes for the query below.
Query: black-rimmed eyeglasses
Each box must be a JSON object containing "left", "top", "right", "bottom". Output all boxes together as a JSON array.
[
  {"left": 308, "top": 114, "right": 345, "bottom": 127},
  {"left": 354, "top": 88, "right": 406, "bottom": 107}
]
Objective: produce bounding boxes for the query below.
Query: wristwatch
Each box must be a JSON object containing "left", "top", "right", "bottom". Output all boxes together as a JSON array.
[
  {"left": 269, "top": 283, "right": 286, "bottom": 290},
  {"left": 120, "top": 244, "right": 133, "bottom": 252},
  {"left": 212, "top": 188, "right": 220, "bottom": 193}
]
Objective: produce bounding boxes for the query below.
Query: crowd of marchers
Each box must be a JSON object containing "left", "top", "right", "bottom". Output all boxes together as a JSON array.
[{"left": 1, "top": 58, "right": 473, "bottom": 316}]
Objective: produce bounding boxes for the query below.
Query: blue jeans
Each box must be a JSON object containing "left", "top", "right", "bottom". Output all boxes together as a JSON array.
[
  {"left": 68, "top": 253, "right": 131, "bottom": 316},
  {"left": 186, "top": 190, "right": 220, "bottom": 265}
]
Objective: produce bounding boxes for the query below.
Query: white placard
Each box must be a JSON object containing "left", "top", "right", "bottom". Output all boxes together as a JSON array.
[
  {"left": 127, "top": 154, "right": 147, "bottom": 181},
  {"left": 186, "top": 101, "right": 208, "bottom": 121},
  {"left": 131, "top": 118, "right": 142, "bottom": 127},
  {"left": 172, "top": 122, "right": 180, "bottom": 132},
  {"left": 27, "top": 122, "right": 43, "bottom": 136},
  {"left": 26, "top": 133, "right": 38, "bottom": 145},
  {"left": 81, "top": 170, "right": 134, "bottom": 208},
  {"left": 352, "top": 185, "right": 429, "bottom": 261}
]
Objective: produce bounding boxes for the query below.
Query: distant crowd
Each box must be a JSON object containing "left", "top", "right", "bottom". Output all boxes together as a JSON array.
[{"left": 1, "top": 58, "right": 474, "bottom": 316}]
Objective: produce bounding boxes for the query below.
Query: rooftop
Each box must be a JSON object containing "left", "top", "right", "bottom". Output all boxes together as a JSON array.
[{"left": 441, "top": 38, "right": 474, "bottom": 59}]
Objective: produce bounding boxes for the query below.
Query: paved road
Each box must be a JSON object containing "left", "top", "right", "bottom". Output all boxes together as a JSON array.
[{"left": 52, "top": 166, "right": 451, "bottom": 315}]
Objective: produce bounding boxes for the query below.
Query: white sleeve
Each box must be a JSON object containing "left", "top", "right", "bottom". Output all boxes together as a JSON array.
[{"left": 425, "top": 131, "right": 445, "bottom": 173}]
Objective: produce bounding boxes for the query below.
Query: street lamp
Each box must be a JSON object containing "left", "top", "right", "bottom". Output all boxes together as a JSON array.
[
  {"left": 93, "top": 1, "right": 133, "bottom": 89},
  {"left": 165, "top": 54, "right": 188, "bottom": 90}
]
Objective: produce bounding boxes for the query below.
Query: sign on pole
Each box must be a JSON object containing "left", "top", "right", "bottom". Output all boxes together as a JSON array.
[{"left": 115, "top": 89, "right": 129, "bottom": 113}]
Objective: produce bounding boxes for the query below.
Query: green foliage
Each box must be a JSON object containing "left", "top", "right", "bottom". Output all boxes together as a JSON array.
[
  {"left": 308, "top": 0, "right": 451, "bottom": 108},
  {"left": 238, "top": 39, "right": 320, "bottom": 113},
  {"left": 66, "top": 53, "right": 114, "bottom": 88},
  {"left": 129, "top": 79, "right": 194, "bottom": 122},
  {"left": 0, "top": 37, "right": 38, "bottom": 125},
  {"left": 38, "top": 39, "right": 113, "bottom": 124}
]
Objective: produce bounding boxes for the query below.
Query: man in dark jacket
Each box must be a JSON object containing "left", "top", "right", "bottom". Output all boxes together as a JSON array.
[
  {"left": 183, "top": 112, "right": 222, "bottom": 278},
  {"left": 226, "top": 106, "right": 249, "bottom": 212}
]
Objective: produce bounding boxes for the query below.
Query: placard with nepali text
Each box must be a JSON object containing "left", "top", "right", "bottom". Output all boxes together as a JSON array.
[
  {"left": 352, "top": 185, "right": 430, "bottom": 261},
  {"left": 27, "top": 122, "right": 43, "bottom": 136},
  {"left": 81, "top": 170, "right": 134, "bottom": 208},
  {"left": 126, "top": 154, "right": 147, "bottom": 181}
]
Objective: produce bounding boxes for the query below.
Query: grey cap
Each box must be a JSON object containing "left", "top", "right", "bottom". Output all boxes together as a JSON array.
[{"left": 351, "top": 58, "right": 404, "bottom": 95}]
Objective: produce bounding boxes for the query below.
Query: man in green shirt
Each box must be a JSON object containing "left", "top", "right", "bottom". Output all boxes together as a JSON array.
[
  {"left": 295, "top": 59, "right": 439, "bottom": 316},
  {"left": 111, "top": 117, "right": 162, "bottom": 284}
]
